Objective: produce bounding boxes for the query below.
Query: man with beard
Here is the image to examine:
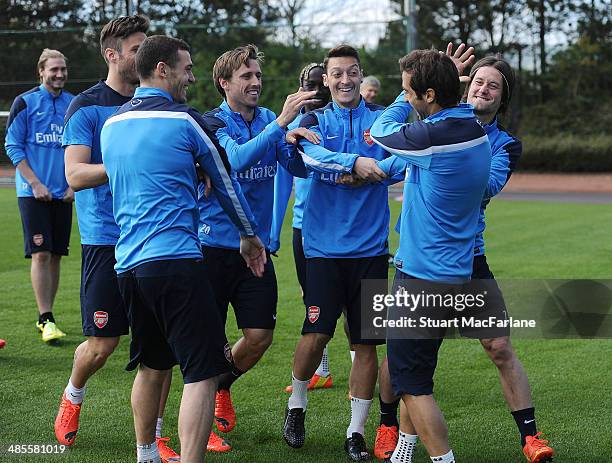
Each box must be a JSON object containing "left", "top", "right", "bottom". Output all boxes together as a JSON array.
[
  {"left": 4, "top": 48, "right": 74, "bottom": 343},
  {"left": 101, "top": 35, "right": 264, "bottom": 463},
  {"left": 58, "top": 16, "right": 179, "bottom": 462},
  {"left": 199, "top": 44, "right": 316, "bottom": 452}
]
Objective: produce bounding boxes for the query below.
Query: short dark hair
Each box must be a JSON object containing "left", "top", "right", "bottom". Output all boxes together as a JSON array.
[
  {"left": 213, "top": 44, "right": 263, "bottom": 97},
  {"left": 135, "top": 35, "right": 190, "bottom": 80},
  {"left": 99, "top": 15, "right": 150, "bottom": 61},
  {"left": 399, "top": 50, "right": 460, "bottom": 108},
  {"left": 467, "top": 55, "right": 515, "bottom": 114},
  {"left": 323, "top": 44, "right": 360, "bottom": 71}
]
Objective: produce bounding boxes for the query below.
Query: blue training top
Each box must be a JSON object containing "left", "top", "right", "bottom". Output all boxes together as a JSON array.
[
  {"left": 101, "top": 87, "right": 258, "bottom": 273},
  {"left": 475, "top": 119, "right": 522, "bottom": 256},
  {"left": 63, "top": 81, "right": 130, "bottom": 245},
  {"left": 297, "top": 99, "right": 404, "bottom": 259},
  {"left": 373, "top": 92, "right": 491, "bottom": 282},
  {"left": 5, "top": 84, "right": 73, "bottom": 198},
  {"left": 270, "top": 112, "right": 313, "bottom": 252},
  {"left": 198, "top": 100, "right": 307, "bottom": 250}
]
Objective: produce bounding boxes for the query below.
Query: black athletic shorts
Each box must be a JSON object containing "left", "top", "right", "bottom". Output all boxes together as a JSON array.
[
  {"left": 292, "top": 228, "right": 307, "bottom": 299},
  {"left": 387, "top": 263, "right": 509, "bottom": 397},
  {"left": 80, "top": 245, "right": 129, "bottom": 337},
  {"left": 17, "top": 197, "right": 72, "bottom": 257},
  {"left": 302, "top": 255, "right": 388, "bottom": 345},
  {"left": 118, "top": 259, "right": 232, "bottom": 384},
  {"left": 203, "top": 246, "right": 277, "bottom": 330}
]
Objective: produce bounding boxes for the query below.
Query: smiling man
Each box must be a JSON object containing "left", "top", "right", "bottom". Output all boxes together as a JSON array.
[
  {"left": 199, "top": 44, "right": 315, "bottom": 452},
  {"left": 282, "top": 44, "right": 403, "bottom": 461},
  {"left": 4, "top": 48, "right": 74, "bottom": 343}
]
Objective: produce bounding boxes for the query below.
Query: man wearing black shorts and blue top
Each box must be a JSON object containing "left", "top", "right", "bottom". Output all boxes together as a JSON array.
[
  {"left": 57, "top": 16, "right": 180, "bottom": 462},
  {"left": 4, "top": 48, "right": 74, "bottom": 343},
  {"left": 198, "top": 44, "right": 316, "bottom": 451},
  {"left": 465, "top": 56, "right": 554, "bottom": 463},
  {"left": 370, "top": 49, "right": 491, "bottom": 463},
  {"left": 101, "top": 35, "right": 264, "bottom": 463},
  {"left": 283, "top": 45, "right": 406, "bottom": 461}
]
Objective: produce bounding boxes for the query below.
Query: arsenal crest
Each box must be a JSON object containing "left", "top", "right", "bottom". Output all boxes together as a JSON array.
[
  {"left": 224, "top": 343, "right": 233, "bottom": 363},
  {"left": 363, "top": 129, "right": 374, "bottom": 146},
  {"left": 93, "top": 311, "right": 108, "bottom": 329},
  {"left": 33, "top": 234, "right": 44, "bottom": 246},
  {"left": 307, "top": 306, "right": 320, "bottom": 323}
]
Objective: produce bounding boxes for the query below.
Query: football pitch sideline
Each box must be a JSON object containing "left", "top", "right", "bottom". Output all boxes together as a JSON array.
[{"left": 0, "top": 188, "right": 611, "bottom": 462}]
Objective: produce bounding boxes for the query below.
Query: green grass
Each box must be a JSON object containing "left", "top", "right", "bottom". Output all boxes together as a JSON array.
[{"left": 0, "top": 188, "right": 611, "bottom": 462}]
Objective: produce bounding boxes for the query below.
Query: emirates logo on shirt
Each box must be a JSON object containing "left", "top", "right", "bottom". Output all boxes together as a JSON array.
[
  {"left": 307, "top": 306, "right": 320, "bottom": 323},
  {"left": 93, "top": 311, "right": 108, "bottom": 329},
  {"left": 363, "top": 129, "right": 374, "bottom": 146}
]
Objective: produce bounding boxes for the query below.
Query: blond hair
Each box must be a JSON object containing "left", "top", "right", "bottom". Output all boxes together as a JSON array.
[
  {"left": 37, "top": 49, "right": 67, "bottom": 77},
  {"left": 213, "top": 44, "right": 263, "bottom": 97}
]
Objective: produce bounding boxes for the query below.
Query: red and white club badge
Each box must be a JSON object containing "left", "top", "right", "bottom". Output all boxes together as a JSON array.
[
  {"left": 307, "top": 306, "right": 320, "bottom": 323},
  {"left": 32, "top": 234, "right": 44, "bottom": 246},
  {"left": 224, "top": 343, "right": 233, "bottom": 363},
  {"left": 363, "top": 129, "right": 374, "bottom": 146},
  {"left": 93, "top": 311, "right": 109, "bottom": 329}
]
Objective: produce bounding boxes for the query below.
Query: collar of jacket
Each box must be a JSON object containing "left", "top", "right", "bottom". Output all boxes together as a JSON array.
[
  {"left": 220, "top": 99, "right": 261, "bottom": 124},
  {"left": 331, "top": 97, "right": 366, "bottom": 118},
  {"left": 482, "top": 117, "right": 499, "bottom": 135}
]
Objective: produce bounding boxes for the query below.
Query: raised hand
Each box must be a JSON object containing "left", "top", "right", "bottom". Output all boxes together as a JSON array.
[
  {"left": 445, "top": 42, "right": 475, "bottom": 80},
  {"left": 276, "top": 88, "right": 319, "bottom": 129}
]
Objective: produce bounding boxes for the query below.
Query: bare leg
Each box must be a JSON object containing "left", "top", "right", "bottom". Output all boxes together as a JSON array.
[
  {"left": 399, "top": 400, "right": 417, "bottom": 435},
  {"left": 158, "top": 369, "right": 173, "bottom": 419},
  {"left": 31, "top": 251, "right": 60, "bottom": 316},
  {"left": 481, "top": 337, "right": 533, "bottom": 411},
  {"left": 350, "top": 344, "right": 378, "bottom": 400},
  {"left": 292, "top": 333, "right": 330, "bottom": 380},
  {"left": 179, "top": 377, "right": 218, "bottom": 463},
  {"left": 402, "top": 394, "right": 449, "bottom": 457},
  {"left": 379, "top": 356, "right": 397, "bottom": 404},
  {"left": 70, "top": 336, "right": 120, "bottom": 388},
  {"left": 132, "top": 365, "right": 168, "bottom": 445},
  {"left": 231, "top": 328, "right": 274, "bottom": 372}
]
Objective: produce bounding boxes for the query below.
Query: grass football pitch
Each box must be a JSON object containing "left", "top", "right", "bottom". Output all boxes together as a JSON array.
[{"left": 0, "top": 188, "right": 611, "bottom": 462}]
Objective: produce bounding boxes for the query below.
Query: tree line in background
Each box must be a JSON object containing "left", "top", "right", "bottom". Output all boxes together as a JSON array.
[{"left": 1, "top": 0, "right": 610, "bottom": 171}]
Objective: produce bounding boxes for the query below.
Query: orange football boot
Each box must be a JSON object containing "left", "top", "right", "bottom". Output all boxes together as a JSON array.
[
  {"left": 214, "top": 390, "right": 236, "bottom": 433},
  {"left": 54, "top": 393, "right": 81, "bottom": 446},
  {"left": 523, "top": 432, "right": 554, "bottom": 462}
]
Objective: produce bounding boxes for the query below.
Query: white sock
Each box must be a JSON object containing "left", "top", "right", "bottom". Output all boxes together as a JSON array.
[
  {"left": 350, "top": 350, "right": 356, "bottom": 363},
  {"left": 136, "top": 441, "right": 161, "bottom": 463},
  {"left": 391, "top": 431, "right": 418, "bottom": 463},
  {"left": 431, "top": 449, "right": 455, "bottom": 462},
  {"left": 155, "top": 417, "right": 163, "bottom": 439},
  {"left": 315, "top": 345, "right": 330, "bottom": 377},
  {"left": 288, "top": 373, "right": 309, "bottom": 410},
  {"left": 346, "top": 396, "right": 372, "bottom": 438},
  {"left": 65, "top": 379, "right": 86, "bottom": 405}
]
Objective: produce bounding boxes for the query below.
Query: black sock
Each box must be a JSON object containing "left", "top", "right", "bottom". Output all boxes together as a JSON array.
[
  {"left": 217, "top": 365, "right": 245, "bottom": 391},
  {"left": 39, "top": 312, "right": 55, "bottom": 325},
  {"left": 379, "top": 394, "right": 400, "bottom": 427},
  {"left": 511, "top": 407, "right": 537, "bottom": 446}
]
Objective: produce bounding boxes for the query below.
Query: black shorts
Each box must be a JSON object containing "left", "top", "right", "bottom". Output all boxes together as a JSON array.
[
  {"left": 80, "top": 245, "right": 129, "bottom": 337},
  {"left": 203, "top": 246, "right": 277, "bottom": 330},
  {"left": 17, "top": 197, "right": 72, "bottom": 257},
  {"left": 292, "top": 228, "right": 307, "bottom": 299},
  {"left": 387, "top": 266, "right": 509, "bottom": 397},
  {"left": 302, "top": 255, "right": 388, "bottom": 345},
  {"left": 117, "top": 259, "right": 232, "bottom": 384}
]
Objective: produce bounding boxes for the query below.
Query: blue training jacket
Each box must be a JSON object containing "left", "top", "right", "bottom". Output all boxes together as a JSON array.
[
  {"left": 373, "top": 92, "right": 491, "bottom": 282},
  {"left": 198, "top": 100, "right": 307, "bottom": 250},
  {"left": 5, "top": 84, "right": 73, "bottom": 198},
  {"left": 270, "top": 112, "right": 313, "bottom": 252},
  {"left": 101, "top": 87, "right": 258, "bottom": 273},
  {"left": 475, "top": 119, "right": 522, "bottom": 256},
  {"left": 297, "top": 98, "right": 404, "bottom": 259},
  {"left": 63, "top": 81, "right": 130, "bottom": 245}
]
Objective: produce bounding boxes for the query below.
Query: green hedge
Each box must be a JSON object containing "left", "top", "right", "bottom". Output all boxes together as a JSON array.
[{"left": 518, "top": 135, "right": 612, "bottom": 172}]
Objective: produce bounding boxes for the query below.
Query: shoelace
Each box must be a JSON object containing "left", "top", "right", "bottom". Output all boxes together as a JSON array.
[
  {"left": 529, "top": 432, "right": 550, "bottom": 448},
  {"left": 378, "top": 427, "right": 399, "bottom": 449},
  {"left": 60, "top": 400, "right": 79, "bottom": 426}
]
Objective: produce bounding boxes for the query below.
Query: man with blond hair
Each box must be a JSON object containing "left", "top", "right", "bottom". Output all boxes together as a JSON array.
[
  {"left": 4, "top": 48, "right": 74, "bottom": 343},
  {"left": 199, "top": 43, "right": 316, "bottom": 451}
]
